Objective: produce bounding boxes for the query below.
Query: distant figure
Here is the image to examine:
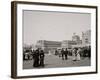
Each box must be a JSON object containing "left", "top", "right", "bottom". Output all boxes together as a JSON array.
[
  {"left": 61, "top": 48, "right": 64, "bottom": 60},
  {"left": 65, "top": 48, "right": 68, "bottom": 60},
  {"left": 76, "top": 48, "right": 81, "bottom": 61},
  {"left": 33, "top": 49, "right": 39, "bottom": 67},
  {"left": 72, "top": 48, "right": 77, "bottom": 61},
  {"left": 83, "top": 48, "right": 88, "bottom": 57},
  {"left": 39, "top": 49, "right": 45, "bottom": 67},
  {"left": 88, "top": 46, "right": 91, "bottom": 58},
  {"left": 55, "top": 50, "right": 58, "bottom": 55},
  {"left": 61, "top": 48, "right": 68, "bottom": 60},
  {"left": 58, "top": 49, "right": 62, "bottom": 57}
]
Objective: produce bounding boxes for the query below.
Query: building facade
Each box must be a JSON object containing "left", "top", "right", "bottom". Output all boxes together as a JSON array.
[
  {"left": 36, "top": 40, "right": 61, "bottom": 53},
  {"left": 35, "top": 30, "right": 91, "bottom": 53},
  {"left": 62, "top": 33, "right": 82, "bottom": 48},
  {"left": 82, "top": 30, "right": 91, "bottom": 46},
  {"left": 72, "top": 33, "right": 82, "bottom": 45},
  {"left": 61, "top": 40, "right": 77, "bottom": 48}
]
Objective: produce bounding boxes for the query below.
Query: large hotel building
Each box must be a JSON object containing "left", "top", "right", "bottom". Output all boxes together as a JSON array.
[
  {"left": 36, "top": 40, "right": 61, "bottom": 53},
  {"left": 35, "top": 30, "right": 91, "bottom": 53}
]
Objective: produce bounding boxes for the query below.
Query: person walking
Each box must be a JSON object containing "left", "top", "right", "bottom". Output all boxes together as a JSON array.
[
  {"left": 58, "top": 49, "right": 61, "bottom": 57},
  {"left": 76, "top": 48, "right": 81, "bottom": 61},
  {"left": 55, "top": 49, "right": 58, "bottom": 55},
  {"left": 39, "top": 49, "right": 45, "bottom": 67},
  {"left": 33, "top": 48, "right": 40, "bottom": 67},
  {"left": 65, "top": 48, "right": 68, "bottom": 60},
  {"left": 72, "top": 48, "right": 77, "bottom": 61},
  {"left": 61, "top": 48, "right": 64, "bottom": 60},
  {"left": 61, "top": 48, "right": 68, "bottom": 60}
]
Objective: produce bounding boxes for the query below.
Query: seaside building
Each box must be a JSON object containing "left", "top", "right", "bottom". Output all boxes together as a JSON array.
[
  {"left": 36, "top": 40, "right": 61, "bottom": 53},
  {"left": 82, "top": 30, "right": 91, "bottom": 46}
]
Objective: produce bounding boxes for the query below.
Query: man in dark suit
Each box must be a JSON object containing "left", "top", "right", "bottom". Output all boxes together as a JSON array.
[
  {"left": 65, "top": 48, "right": 68, "bottom": 60},
  {"left": 33, "top": 48, "right": 40, "bottom": 67},
  {"left": 61, "top": 48, "right": 64, "bottom": 60},
  {"left": 39, "top": 49, "right": 45, "bottom": 67}
]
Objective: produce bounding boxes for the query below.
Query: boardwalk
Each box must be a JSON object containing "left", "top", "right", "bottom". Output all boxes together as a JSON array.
[{"left": 23, "top": 54, "right": 90, "bottom": 69}]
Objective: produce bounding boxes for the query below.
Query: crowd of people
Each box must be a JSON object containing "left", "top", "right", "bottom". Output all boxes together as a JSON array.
[
  {"left": 72, "top": 48, "right": 81, "bottom": 61},
  {"left": 23, "top": 46, "right": 91, "bottom": 68},
  {"left": 23, "top": 48, "right": 45, "bottom": 67},
  {"left": 32, "top": 48, "right": 45, "bottom": 67},
  {"left": 54, "top": 46, "right": 91, "bottom": 61}
]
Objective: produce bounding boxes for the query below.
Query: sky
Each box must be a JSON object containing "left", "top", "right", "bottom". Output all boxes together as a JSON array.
[{"left": 23, "top": 10, "right": 91, "bottom": 45}]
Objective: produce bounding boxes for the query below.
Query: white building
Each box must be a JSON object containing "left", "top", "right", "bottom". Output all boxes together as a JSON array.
[{"left": 82, "top": 30, "right": 91, "bottom": 46}]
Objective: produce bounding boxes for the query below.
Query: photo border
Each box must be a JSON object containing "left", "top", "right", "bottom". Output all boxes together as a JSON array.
[{"left": 11, "top": 1, "right": 98, "bottom": 79}]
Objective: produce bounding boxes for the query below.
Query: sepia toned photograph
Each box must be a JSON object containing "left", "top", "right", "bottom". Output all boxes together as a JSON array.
[
  {"left": 11, "top": 1, "right": 97, "bottom": 78},
  {"left": 23, "top": 10, "right": 91, "bottom": 69}
]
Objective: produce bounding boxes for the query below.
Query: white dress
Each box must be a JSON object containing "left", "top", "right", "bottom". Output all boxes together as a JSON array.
[
  {"left": 72, "top": 49, "right": 77, "bottom": 60},
  {"left": 48, "top": 51, "right": 52, "bottom": 55},
  {"left": 77, "top": 53, "right": 80, "bottom": 60},
  {"left": 76, "top": 50, "right": 81, "bottom": 60}
]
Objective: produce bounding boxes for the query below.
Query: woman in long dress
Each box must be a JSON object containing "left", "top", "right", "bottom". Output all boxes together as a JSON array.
[
  {"left": 33, "top": 49, "right": 39, "bottom": 67},
  {"left": 76, "top": 48, "right": 81, "bottom": 61},
  {"left": 72, "top": 48, "right": 77, "bottom": 61}
]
